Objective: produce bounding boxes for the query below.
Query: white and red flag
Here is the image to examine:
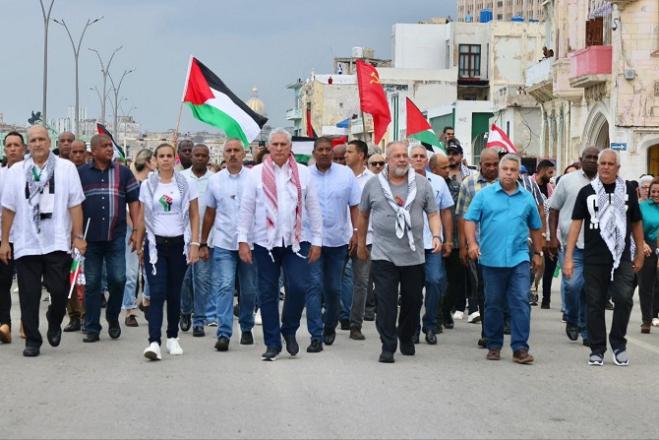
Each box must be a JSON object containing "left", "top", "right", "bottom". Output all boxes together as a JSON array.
[{"left": 486, "top": 123, "right": 518, "bottom": 153}]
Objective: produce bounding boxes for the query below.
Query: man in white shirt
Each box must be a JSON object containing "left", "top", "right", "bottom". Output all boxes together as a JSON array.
[
  {"left": 238, "top": 128, "right": 323, "bottom": 361},
  {"left": 341, "top": 139, "right": 374, "bottom": 340},
  {"left": 180, "top": 144, "right": 214, "bottom": 337},
  {"left": 305, "top": 137, "right": 361, "bottom": 350},
  {"left": 0, "top": 125, "right": 86, "bottom": 357},
  {"left": 200, "top": 138, "right": 257, "bottom": 351}
]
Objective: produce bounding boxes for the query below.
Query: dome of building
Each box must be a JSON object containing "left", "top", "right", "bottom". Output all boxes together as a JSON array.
[{"left": 246, "top": 87, "right": 267, "bottom": 116}]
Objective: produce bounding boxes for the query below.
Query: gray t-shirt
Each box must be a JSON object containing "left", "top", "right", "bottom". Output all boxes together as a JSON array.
[
  {"left": 359, "top": 173, "right": 438, "bottom": 266},
  {"left": 549, "top": 170, "right": 592, "bottom": 249}
]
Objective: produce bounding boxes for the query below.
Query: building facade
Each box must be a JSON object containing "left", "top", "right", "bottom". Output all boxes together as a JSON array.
[{"left": 457, "top": 0, "right": 544, "bottom": 22}]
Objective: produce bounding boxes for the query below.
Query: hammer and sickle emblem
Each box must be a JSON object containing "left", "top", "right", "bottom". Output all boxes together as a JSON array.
[{"left": 369, "top": 72, "right": 380, "bottom": 84}]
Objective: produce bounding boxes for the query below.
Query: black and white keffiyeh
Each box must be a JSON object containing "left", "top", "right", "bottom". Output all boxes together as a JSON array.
[
  {"left": 25, "top": 152, "right": 57, "bottom": 233},
  {"left": 590, "top": 176, "right": 627, "bottom": 279},
  {"left": 378, "top": 165, "right": 417, "bottom": 251}
]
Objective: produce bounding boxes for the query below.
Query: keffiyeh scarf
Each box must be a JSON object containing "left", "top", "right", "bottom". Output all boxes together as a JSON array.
[
  {"left": 378, "top": 165, "right": 417, "bottom": 251},
  {"left": 590, "top": 176, "right": 627, "bottom": 280},
  {"left": 25, "top": 152, "right": 57, "bottom": 233}
]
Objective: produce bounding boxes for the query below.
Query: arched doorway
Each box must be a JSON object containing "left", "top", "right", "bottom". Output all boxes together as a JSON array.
[
  {"left": 582, "top": 105, "right": 611, "bottom": 151},
  {"left": 594, "top": 119, "right": 610, "bottom": 150},
  {"left": 647, "top": 143, "right": 659, "bottom": 176}
]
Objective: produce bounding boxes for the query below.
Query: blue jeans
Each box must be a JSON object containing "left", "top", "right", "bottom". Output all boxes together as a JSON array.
[
  {"left": 340, "top": 259, "right": 353, "bottom": 321},
  {"left": 180, "top": 251, "right": 213, "bottom": 326},
  {"left": 481, "top": 262, "right": 531, "bottom": 351},
  {"left": 144, "top": 238, "right": 187, "bottom": 345},
  {"left": 253, "top": 242, "right": 314, "bottom": 349},
  {"left": 307, "top": 245, "right": 348, "bottom": 332},
  {"left": 122, "top": 228, "right": 150, "bottom": 311},
  {"left": 421, "top": 249, "right": 447, "bottom": 333},
  {"left": 211, "top": 247, "right": 258, "bottom": 339},
  {"left": 84, "top": 236, "right": 127, "bottom": 335},
  {"left": 558, "top": 248, "right": 588, "bottom": 339}
]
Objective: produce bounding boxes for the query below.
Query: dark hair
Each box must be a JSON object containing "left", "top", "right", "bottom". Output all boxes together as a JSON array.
[
  {"left": 563, "top": 162, "right": 581, "bottom": 174},
  {"left": 313, "top": 136, "right": 333, "bottom": 150},
  {"left": 3, "top": 131, "right": 24, "bottom": 146},
  {"left": 177, "top": 139, "right": 193, "bottom": 151},
  {"left": 443, "top": 126, "right": 454, "bottom": 133},
  {"left": 650, "top": 177, "right": 659, "bottom": 193},
  {"left": 155, "top": 143, "right": 176, "bottom": 157},
  {"left": 536, "top": 159, "right": 555, "bottom": 172},
  {"left": 347, "top": 139, "right": 368, "bottom": 159},
  {"left": 255, "top": 148, "right": 269, "bottom": 164}
]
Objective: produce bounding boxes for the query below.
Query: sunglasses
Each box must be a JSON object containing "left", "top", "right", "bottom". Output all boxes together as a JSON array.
[{"left": 369, "top": 161, "right": 385, "bottom": 167}]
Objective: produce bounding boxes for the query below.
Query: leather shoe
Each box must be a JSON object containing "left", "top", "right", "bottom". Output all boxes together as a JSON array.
[
  {"left": 215, "top": 336, "right": 230, "bottom": 351},
  {"left": 63, "top": 319, "right": 81, "bottom": 332},
  {"left": 283, "top": 334, "right": 299, "bottom": 356},
  {"left": 378, "top": 351, "right": 395, "bottom": 363},
  {"left": 340, "top": 319, "right": 350, "bottom": 331},
  {"left": 23, "top": 345, "right": 40, "bottom": 357},
  {"left": 486, "top": 348, "right": 501, "bottom": 360},
  {"left": 124, "top": 315, "right": 138, "bottom": 327},
  {"left": 306, "top": 339, "right": 323, "bottom": 353},
  {"left": 400, "top": 341, "right": 415, "bottom": 356},
  {"left": 349, "top": 326, "right": 365, "bottom": 340},
  {"left": 323, "top": 328, "right": 336, "bottom": 346},
  {"left": 180, "top": 313, "right": 192, "bottom": 332},
  {"left": 240, "top": 331, "right": 254, "bottom": 345},
  {"left": 425, "top": 330, "right": 438, "bottom": 345},
  {"left": 83, "top": 333, "right": 100, "bottom": 343},
  {"left": 477, "top": 338, "right": 487, "bottom": 348},
  {"left": 513, "top": 348, "right": 534, "bottom": 364},
  {"left": 46, "top": 323, "right": 62, "bottom": 347},
  {"left": 565, "top": 324, "right": 579, "bottom": 341},
  {"left": 192, "top": 325, "right": 205, "bottom": 337},
  {"left": 108, "top": 321, "right": 121, "bottom": 339}
]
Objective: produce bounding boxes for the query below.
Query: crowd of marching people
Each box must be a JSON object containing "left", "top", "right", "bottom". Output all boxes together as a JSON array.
[{"left": 1, "top": 124, "right": 658, "bottom": 366}]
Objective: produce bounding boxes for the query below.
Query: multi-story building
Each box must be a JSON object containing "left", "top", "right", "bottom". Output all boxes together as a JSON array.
[{"left": 457, "top": 0, "right": 544, "bottom": 22}]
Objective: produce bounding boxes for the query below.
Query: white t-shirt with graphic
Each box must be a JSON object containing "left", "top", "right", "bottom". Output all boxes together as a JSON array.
[{"left": 140, "top": 181, "right": 198, "bottom": 237}]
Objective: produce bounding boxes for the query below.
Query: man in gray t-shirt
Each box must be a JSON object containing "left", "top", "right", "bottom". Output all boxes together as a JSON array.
[{"left": 357, "top": 142, "right": 441, "bottom": 363}]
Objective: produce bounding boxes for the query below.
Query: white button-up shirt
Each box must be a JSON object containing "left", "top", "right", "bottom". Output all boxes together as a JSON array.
[
  {"left": 181, "top": 167, "right": 214, "bottom": 244},
  {"left": 310, "top": 163, "right": 362, "bottom": 247},
  {"left": 352, "top": 167, "right": 375, "bottom": 245},
  {"left": 2, "top": 156, "right": 85, "bottom": 259},
  {"left": 205, "top": 166, "right": 251, "bottom": 251},
  {"left": 423, "top": 171, "right": 454, "bottom": 249},
  {"left": 237, "top": 161, "right": 322, "bottom": 248}
]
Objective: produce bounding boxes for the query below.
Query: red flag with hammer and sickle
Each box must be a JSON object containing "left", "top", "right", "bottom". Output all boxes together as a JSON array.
[{"left": 356, "top": 60, "right": 391, "bottom": 144}]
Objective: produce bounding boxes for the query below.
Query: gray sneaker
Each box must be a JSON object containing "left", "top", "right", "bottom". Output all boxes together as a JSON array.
[
  {"left": 588, "top": 353, "right": 604, "bottom": 366},
  {"left": 612, "top": 349, "right": 629, "bottom": 366}
]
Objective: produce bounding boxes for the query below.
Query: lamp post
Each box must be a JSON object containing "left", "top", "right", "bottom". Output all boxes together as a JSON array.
[
  {"left": 53, "top": 16, "right": 102, "bottom": 136},
  {"left": 39, "top": 0, "right": 55, "bottom": 124},
  {"left": 108, "top": 68, "right": 134, "bottom": 134},
  {"left": 89, "top": 46, "right": 122, "bottom": 126}
]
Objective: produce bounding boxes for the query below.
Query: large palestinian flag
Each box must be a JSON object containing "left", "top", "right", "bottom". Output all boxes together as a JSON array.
[
  {"left": 183, "top": 57, "right": 268, "bottom": 147},
  {"left": 405, "top": 97, "right": 444, "bottom": 154}
]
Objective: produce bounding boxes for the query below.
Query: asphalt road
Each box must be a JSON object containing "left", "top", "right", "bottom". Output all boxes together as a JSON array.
[{"left": 1, "top": 283, "right": 658, "bottom": 439}]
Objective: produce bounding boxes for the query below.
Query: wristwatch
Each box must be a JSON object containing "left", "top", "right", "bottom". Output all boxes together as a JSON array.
[
  {"left": 534, "top": 251, "right": 544, "bottom": 257},
  {"left": 654, "top": 248, "right": 659, "bottom": 256}
]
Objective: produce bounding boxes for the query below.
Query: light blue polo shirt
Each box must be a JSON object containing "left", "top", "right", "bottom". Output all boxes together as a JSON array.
[
  {"left": 640, "top": 199, "right": 659, "bottom": 244},
  {"left": 464, "top": 181, "right": 542, "bottom": 268}
]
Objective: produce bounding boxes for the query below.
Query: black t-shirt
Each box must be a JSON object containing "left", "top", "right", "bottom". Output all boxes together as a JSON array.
[{"left": 572, "top": 181, "right": 642, "bottom": 265}]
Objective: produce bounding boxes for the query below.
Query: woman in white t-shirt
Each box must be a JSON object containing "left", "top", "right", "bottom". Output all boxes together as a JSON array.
[{"left": 135, "top": 143, "right": 200, "bottom": 361}]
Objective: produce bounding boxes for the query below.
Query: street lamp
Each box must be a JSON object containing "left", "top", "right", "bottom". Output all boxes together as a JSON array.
[
  {"left": 108, "top": 68, "right": 135, "bottom": 134},
  {"left": 89, "top": 46, "right": 122, "bottom": 125},
  {"left": 39, "top": 0, "right": 55, "bottom": 124},
  {"left": 53, "top": 16, "right": 102, "bottom": 136}
]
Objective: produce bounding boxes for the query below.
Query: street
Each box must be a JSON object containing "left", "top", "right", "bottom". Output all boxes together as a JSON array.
[{"left": 1, "top": 284, "right": 658, "bottom": 439}]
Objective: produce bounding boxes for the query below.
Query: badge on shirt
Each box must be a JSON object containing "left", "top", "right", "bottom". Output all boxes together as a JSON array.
[{"left": 40, "top": 185, "right": 55, "bottom": 215}]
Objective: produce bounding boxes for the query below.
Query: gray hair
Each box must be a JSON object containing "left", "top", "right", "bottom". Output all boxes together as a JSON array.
[
  {"left": 598, "top": 148, "right": 620, "bottom": 165},
  {"left": 639, "top": 174, "right": 654, "bottom": 185},
  {"left": 385, "top": 141, "right": 408, "bottom": 159},
  {"left": 408, "top": 144, "right": 427, "bottom": 157},
  {"left": 267, "top": 128, "right": 292, "bottom": 145},
  {"left": 499, "top": 153, "right": 521, "bottom": 170}
]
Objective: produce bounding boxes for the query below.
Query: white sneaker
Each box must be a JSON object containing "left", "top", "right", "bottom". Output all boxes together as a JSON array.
[
  {"left": 652, "top": 318, "right": 659, "bottom": 327},
  {"left": 254, "top": 310, "right": 263, "bottom": 326},
  {"left": 143, "top": 342, "right": 162, "bottom": 361},
  {"left": 166, "top": 338, "right": 183, "bottom": 355},
  {"left": 452, "top": 311, "right": 464, "bottom": 320},
  {"left": 468, "top": 311, "right": 481, "bottom": 324}
]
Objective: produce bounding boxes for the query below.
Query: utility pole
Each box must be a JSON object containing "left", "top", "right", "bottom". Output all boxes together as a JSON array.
[
  {"left": 89, "top": 46, "right": 122, "bottom": 126},
  {"left": 53, "top": 16, "right": 102, "bottom": 136},
  {"left": 108, "top": 68, "right": 134, "bottom": 134},
  {"left": 39, "top": 0, "right": 55, "bottom": 124}
]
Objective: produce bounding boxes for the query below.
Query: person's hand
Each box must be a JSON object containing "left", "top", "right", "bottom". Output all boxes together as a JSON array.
[
  {"left": 633, "top": 253, "right": 645, "bottom": 273},
  {"left": 199, "top": 246, "right": 209, "bottom": 261},
  {"left": 467, "top": 243, "right": 480, "bottom": 261},
  {"left": 442, "top": 242, "right": 453, "bottom": 258},
  {"left": 0, "top": 242, "right": 11, "bottom": 265},
  {"left": 643, "top": 242, "right": 652, "bottom": 257},
  {"left": 357, "top": 243, "right": 369, "bottom": 261},
  {"left": 459, "top": 246, "right": 468, "bottom": 265},
  {"left": 128, "top": 231, "right": 138, "bottom": 252},
  {"left": 431, "top": 237, "right": 442, "bottom": 254},
  {"left": 563, "top": 256, "right": 574, "bottom": 278},
  {"left": 546, "top": 237, "right": 559, "bottom": 260},
  {"left": 348, "top": 232, "right": 358, "bottom": 256},
  {"left": 308, "top": 245, "right": 321, "bottom": 264},
  {"left": 531, "top": 254, "right": 543, "bottom": 273},
  {"left": 73, "top": 237, "right": 87, "bottom": 256},
  {"left": 239, "top": 242, "right": 252, "bottom": 264},
  {"left": 188, "top": 245, "right": 200, "bottom": 264}
]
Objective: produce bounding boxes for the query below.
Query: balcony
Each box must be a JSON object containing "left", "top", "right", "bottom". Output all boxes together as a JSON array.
[
  {"left": 525, "top": 58, "right": 553, "bottom": 102},
  {"left": 569, "top": 45, "right": 612, "bottom": 89},
  {"left": 552, "top": 58, "right": 583, "bottom": 101},
  {"left": 285, "top": 108, "right": 302, "bottom": 121}
]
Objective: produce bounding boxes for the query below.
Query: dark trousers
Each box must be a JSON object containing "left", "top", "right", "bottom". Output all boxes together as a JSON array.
[
  {"left": 371, "top": 260, "right": 424, "bottom": 353},
  {"left": 467, "top": 259, "right": 486, "bottom": 337},
  {"left": 443, "top": 248, "right": 472, "bottom": 314},
  {"left": 584, "top": 262, "right": 635, "bottom": 355},
  {"left": 637, "top": 252, "right": 659, "bottom": 323},
  {"left": 15, "top": 251, "right": 69, "bottom": 348},
  {"left": 542, "top": 254, "right": 558, "bottom": 305},
  {"left": 144, "top": 238, "right": 187, "bottom": 345},
  {"left": 0, "top": 242, "right": 14, "bottom": 327}
]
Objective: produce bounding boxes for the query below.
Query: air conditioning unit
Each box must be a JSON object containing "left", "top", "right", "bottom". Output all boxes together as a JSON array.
[{"left": 624, "top": 69, "right": 636, "bottom": 80}]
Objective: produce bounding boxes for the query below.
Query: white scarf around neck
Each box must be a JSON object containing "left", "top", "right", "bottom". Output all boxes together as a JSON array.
[{"left": 378, "top": 165, "right": 417, "bottom": 251}]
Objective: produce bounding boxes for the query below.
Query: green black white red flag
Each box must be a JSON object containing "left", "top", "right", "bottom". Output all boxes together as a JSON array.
[{"left": 405, "top": 97, "right": 445, "bottom": 153}]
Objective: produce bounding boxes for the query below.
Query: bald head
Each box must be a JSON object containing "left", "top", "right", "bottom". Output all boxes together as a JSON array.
[
  {"left": 27, "top": 125, "right": 51, "bottom": 163},
  {"left": 429, "top": 153, "right": 449, "bottom": 178},
  {"left": 57, "top": 131, "right": 75, "bottom": 160},
  {"left": 70, "top": 140, "right": 87, "bottom": 166},
  {"left": 479, "top": 148, "right": 500, "bottom": 182},
  {"left": 480, "top": 148, "right": 499, "bottom": 164},
  {"left": 333, "top": 144, "right": 346, "bottom": 165}
]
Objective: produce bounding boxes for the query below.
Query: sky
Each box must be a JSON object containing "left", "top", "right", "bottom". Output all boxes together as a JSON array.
[{"left": 1, "top": 0, "right": 456, "bottom": 133}]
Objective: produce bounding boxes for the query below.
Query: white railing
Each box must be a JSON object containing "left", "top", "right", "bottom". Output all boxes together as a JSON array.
[{"left": 525, "top": 58, "right": 553, "bottom": 88}]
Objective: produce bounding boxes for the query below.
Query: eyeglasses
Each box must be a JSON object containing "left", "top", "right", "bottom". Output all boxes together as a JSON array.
[{"left": 369, "top": 161, "right": 385, "bottom": 167}]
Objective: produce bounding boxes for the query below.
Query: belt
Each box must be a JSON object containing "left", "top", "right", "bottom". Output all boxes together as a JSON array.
[{"left": 154, "top": 235, "right": 184, "bottom": 246}]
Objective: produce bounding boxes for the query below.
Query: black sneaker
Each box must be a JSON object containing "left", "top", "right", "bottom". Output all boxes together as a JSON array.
[
  {"left": 82, "top": 333, "right": 100, "bottom": 343},
  {"left": 322, "top": 328, "right": 336, "bottom": 346},
  {"left": 425, "top": 329, "right": 438, "bottom": 345},
  {"left": 477, "top": 338, "right": 487, "bottom": 348},
  {"left": 63, "top": 319, "right": 81, "bottom": 332},
  {"left": 215, "top": 336, "right": 230, "bottom": 351},
  {"left": 400, "top": 341, "right": 415, "bottom": 356},
  {"left": 306, "top": 339, "right": 323, "bottom": 353},
  {"left": 23, "top": 345, "right": 40, "bottom": 357},
  {"left": 46, "top": 311, "right": 61, "bottom": 347},
  {"left": 108, "top": 320, "right": 121, "bottom": 339},
  {"left": 192, "top": 326, "right": 205, "bottom": 337},
  {"left": 565, "top": 324, "right": 579, "bottom": 341},
  {"left": 283, "top": 334, "right": 299, "bottom": 356},
  {"left": 180, "top": 313, "right": 192, "bottom": 332},
  {"left": 378, "top": 351, "right": 395, "bottom": 363},
  {"left": 540, "top": 301, "right": 550, "bottom": 309},
  {"left": 261, "top": 346, "right": 281, "bottom": 361},
  {"left": 240, "top": 331, "right": 254, "bottom": 345},
  {"left": 339, "top": 319, "right": 350, "bottom": 331}
]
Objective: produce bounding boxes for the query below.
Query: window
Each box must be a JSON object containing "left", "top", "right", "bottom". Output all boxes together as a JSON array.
[{"left": 459, "top": 44, "right": 481, "bottom": 78}]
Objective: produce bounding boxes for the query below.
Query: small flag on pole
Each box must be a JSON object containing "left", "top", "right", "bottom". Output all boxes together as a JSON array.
[
  {"left": 97, "top": 123, "right": 126, "bottom": 161},
  {"left": 486, "top": 123, "right": 518, "bottom": 153},
  {"left": 405, "top": 97, "right": 445, "bottom": 153}
]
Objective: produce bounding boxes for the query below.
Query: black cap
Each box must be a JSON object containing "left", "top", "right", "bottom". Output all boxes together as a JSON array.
[{"left": 446, "top": 143, "right": 463, "bottom": 155}]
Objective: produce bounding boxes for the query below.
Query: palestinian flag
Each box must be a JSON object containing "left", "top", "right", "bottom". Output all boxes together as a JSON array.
[
  {"left": 405, "top": 98, "right": 444, "bottom": 153},
  {"left": 96, "top": 123, "right": 126, "bottom": 161},
  {"left": 183, "top": 57, "right": 268, "bottom": 147},
  {"left": 292, "top": 136, "right": 315, "bottom": 165}
]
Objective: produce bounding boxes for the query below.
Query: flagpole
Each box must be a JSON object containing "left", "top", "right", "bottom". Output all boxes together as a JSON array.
[
  {"left": 172, "top": 100, "right": 184, "bottom": 149},
  {"left": 361, "top": 111, "right": 368, "bottom": 144},
  {"left": 173, "top": 55, "right": 194, "bottom": 149},
  {"left": 68, "top": 218, "right": 91, "bottom": 299}
]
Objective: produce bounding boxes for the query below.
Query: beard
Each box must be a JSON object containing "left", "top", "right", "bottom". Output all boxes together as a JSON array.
[{"left": 392, "top": 164, "right": 409, "bottom": 177}]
